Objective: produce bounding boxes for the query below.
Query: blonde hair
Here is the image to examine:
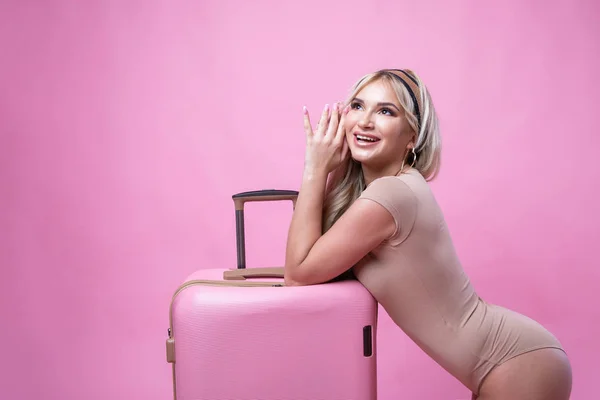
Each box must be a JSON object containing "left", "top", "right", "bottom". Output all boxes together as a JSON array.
[{"left": 322, "top": 69, "right": 441, "bottom": 233}]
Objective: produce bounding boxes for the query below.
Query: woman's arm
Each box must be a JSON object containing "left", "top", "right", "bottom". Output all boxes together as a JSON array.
[
  {"left": 283, "top": 166, "right": 328, "bottom": 281},
  {"left": 284, "top": 193, "right": 395, "bottom": 286}
]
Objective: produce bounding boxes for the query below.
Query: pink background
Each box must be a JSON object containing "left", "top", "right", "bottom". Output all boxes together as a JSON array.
[{"left": 1, "top": 1, "right": 598, "bottom": 399}]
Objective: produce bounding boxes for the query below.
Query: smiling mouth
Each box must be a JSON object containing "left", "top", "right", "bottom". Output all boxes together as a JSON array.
[{"left": 355, "top": 134, "right": 380, "bottom": 143}]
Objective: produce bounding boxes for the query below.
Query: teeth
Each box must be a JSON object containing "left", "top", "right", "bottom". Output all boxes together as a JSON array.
[{"left": 357, "top": 135, "right": 378, "bottom": 142}]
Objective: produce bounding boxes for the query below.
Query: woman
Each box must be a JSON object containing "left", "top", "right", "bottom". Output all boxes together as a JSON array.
[{"left": 283, "top": 69, "right": 572, "bottom": 399}]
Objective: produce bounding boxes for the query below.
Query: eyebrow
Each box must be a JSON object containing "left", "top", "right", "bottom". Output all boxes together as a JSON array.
[{"left": 352, "top": 98, "right": 401, "bottom": 112}]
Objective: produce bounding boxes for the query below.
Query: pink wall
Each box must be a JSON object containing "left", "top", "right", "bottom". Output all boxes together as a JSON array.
[{"left": 1, "top": 1, "right": 598, "bottom": 399}]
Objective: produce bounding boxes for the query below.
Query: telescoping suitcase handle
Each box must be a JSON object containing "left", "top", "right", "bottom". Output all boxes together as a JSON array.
[{"left": 231, "top": 189, "right": 298, "bottom": 271}]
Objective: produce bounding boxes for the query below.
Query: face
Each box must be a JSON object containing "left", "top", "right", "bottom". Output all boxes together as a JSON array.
[{"left": 344, "top": 79, "right": 415, "bottom": 172}]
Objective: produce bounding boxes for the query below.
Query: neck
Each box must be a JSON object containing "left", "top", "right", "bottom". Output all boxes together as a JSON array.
[{"left": 361, "top": 161, "right": 406, "bottom": 186}]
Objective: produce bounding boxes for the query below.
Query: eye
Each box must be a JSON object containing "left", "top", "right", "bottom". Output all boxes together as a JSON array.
[
  {"left": 380, "top": 108, "right": 394, "bottom": 116},
  {"left": 350, "top": 102, "right": 362, "bottom": 110}
]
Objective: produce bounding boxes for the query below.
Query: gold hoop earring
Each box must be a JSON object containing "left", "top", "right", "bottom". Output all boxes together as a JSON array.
[
  {"left": 400, "top": 148, "right": 417, "bottom": 172},
  {"left": 409, "top": 148, "right": 417, "bottom": 168}
]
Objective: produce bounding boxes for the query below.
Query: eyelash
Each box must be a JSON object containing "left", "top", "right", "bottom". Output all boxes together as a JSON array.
[{"left": 350, "top": 102, "right": 394, "bottom": 116}]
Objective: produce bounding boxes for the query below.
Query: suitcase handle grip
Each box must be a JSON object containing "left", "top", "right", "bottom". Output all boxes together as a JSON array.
[
  {"left": 223, "top": 267, "right": 285, "bottom": 280},
  {"left": 233, "top": 189, "right": 298, "bottom": 269},
  {"left": 232, "top": 189, "right": 298, "bottom": 211}
]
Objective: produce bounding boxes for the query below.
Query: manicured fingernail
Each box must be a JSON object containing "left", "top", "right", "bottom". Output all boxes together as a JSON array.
[
  {"left": 324, "top": 104, "right": 329, "bottom": 112},
  {"left": 343, "top": 105, "right": 350, "bottom": 114},
  {"left": 303, "top": 105, "right": 308, "bottom": 115}
]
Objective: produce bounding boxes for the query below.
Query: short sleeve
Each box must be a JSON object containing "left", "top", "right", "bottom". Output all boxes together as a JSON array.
[{"left": 358, "top": 176, "right": 417, "bottom": 246}]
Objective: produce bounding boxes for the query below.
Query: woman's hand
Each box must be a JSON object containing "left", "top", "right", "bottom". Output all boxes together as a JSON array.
[
  {"left": 285, "top": 102, "right": 351, "bottom": 283},
  {"left": 303, "top": 102, "right": 350, "bottom": 175}
]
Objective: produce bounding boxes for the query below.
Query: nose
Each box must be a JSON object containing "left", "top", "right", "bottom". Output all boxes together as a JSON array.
[{"left": 358, "top": 110, "right": 374, "bottom": 130}]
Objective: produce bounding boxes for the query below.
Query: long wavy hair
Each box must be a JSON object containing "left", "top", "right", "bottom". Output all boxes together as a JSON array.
[{"left": 322, "top": 69, "right": 441, "bottom": 233}]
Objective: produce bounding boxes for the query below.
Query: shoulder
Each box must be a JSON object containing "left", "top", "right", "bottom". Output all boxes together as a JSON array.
[
  {"left": 358, "top": 175, "right": 418, "bottom": 245},
  {"left": 359, "top": 175, "right": 417, "bottom": 211}
]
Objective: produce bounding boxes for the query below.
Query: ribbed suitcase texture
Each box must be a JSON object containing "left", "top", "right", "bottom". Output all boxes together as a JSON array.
[{"left": 166, "top": 190, "right": 378, "bottom": 400}]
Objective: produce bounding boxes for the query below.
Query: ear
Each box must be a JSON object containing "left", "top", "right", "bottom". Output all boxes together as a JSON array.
[{"left": 406, "top": 132, "right": 417, "bottom": 149}]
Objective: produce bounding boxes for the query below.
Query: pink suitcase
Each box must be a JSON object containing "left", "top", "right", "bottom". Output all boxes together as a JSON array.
[{"left": 166, "top": 190, "right": 378, "bottom": 400}]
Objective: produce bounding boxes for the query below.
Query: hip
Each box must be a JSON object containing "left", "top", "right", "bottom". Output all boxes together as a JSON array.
[{"left": 466, "top": 302, "right": 565, "bottom": 394}]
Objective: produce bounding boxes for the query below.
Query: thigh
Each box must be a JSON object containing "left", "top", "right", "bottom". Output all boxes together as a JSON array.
[{"left": 477, "top": 348, "right": 572, "bottom": 400}]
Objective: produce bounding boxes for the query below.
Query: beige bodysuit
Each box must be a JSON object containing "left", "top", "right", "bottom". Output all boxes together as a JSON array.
[{"left": 353, "top": 168, "right": 565, "bottom": 395}]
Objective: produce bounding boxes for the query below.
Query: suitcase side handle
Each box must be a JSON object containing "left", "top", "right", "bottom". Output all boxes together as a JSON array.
[
  {"left": 232, "top": 189, "right": 299, "bottom": 269},
  {"left": 223, "top": 267, "right": 285, "bottom": 280}
]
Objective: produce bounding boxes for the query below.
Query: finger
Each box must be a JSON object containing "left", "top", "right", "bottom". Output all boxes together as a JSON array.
[
  {"left": 316, "top": 103, "right": 330, "bottom": 136},
  {"left": 326, "top": 103, "right": 340, "bottom": 138},
  {"left": 334, "top": 104, "right": 349, "bottom": 144},
  {"left": 303, "top": 106, "right": 313, "bottom": 136},
  {"left": 341, "top": 137, "right": 349, "bottom": 160}
]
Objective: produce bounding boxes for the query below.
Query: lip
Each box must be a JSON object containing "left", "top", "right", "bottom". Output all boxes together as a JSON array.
[
  {"left": 352, "top": 132, "right": 381, "bottom": 147},
  {"left": 353, "top": 132, "right": 380, "bottom": 141}
]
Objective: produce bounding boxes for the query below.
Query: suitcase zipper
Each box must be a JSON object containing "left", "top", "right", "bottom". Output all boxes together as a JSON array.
[
  {"left": 167, "top": 279, "right": 283, "bottom": 399},
  {"left": 166, "top": 279, "right": 283, "bottom": 363}
]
